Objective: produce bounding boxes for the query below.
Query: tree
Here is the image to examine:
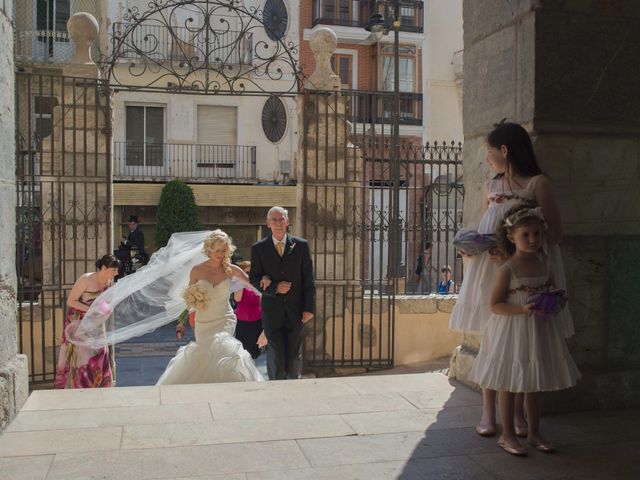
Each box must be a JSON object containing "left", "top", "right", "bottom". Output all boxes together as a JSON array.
[{"left": 155, "top": 180, "right": 203, "bottom": 248}]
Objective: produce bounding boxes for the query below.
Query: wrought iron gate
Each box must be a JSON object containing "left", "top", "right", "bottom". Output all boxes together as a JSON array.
[
  {"left": 15, "top": 72, "right": 111, "bottom": 385},
  {"left": 302, "top": 90, "right": 463, "bottom": 370}
]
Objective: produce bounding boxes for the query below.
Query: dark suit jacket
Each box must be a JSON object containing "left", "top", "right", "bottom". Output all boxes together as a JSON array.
[
  {"left": 249, "top": 235, "right": 315, "bottom": 329},
  {"left": 124, "top": 228, "right": 145, "bottom": 254}
]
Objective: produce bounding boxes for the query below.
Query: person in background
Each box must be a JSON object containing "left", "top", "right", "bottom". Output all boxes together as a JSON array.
[
  {"left": 234, "top": 261, "right": 266, "bottom": 359},
  {"left": 438, "top": 265, "right": 455, "bottom": 294}
]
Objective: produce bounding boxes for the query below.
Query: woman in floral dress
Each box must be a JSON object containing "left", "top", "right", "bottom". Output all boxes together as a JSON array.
[{"left": 54, "top": 255, "right": 120, "bottom": 389}]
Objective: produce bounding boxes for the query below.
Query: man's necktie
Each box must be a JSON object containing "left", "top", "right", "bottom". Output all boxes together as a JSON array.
[{"left": 277, "top": 242, "right": 284, "bottom": 257}]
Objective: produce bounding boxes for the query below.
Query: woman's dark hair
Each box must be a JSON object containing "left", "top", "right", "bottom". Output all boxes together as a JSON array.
[
  {"left": 487, "top": 122, "right": 544, "bottom": 179},
  {"left": 96, "top": 254, "right": 121, "bottom": 270},
  {"left": 496, "top": 204, "right": 546, "bottom": 257}
]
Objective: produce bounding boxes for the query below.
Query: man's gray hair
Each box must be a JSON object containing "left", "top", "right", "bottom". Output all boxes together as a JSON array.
[{"left": 267, "top": 206, "right": 288, "bottom": 219}]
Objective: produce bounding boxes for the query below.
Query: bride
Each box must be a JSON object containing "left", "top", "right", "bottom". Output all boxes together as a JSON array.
[
  {"left": 157, "top": 230, "right": 262, "bottom": 384},
  {"left": 66, "top": 229, "right": 263, "bottom": 385}
]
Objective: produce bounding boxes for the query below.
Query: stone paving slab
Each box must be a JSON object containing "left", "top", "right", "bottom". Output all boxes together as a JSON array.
[
  {"left": 22, "top": 385, "right": 160, "bottom": 410},
  {"left": 7, "top": 403, "right": 214, "bottom": 432},
  {"left": 45, "top": 441, "right": 310, "bottom": 480},
  {"left": 1, "top": 372, "right": 639, "bottom": 479},
  {"left": 121, "top": 415, "right": 356, "bottom": 449},
  {"left": 210, "top": 392, "right": 417, "bottom": 420},
  {"left": 0, "top": 455, "right": 54, "bottom": 480}
]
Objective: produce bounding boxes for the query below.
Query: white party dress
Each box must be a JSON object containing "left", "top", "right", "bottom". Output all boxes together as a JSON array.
[
  {"left": 468, "top": 261, "right": 580, "bottom": 393},
  {"left": 448, "top": 175, "right": 574, "bottom": 337}
]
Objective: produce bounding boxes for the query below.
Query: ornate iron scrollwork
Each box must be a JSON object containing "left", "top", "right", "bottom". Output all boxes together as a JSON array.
[{"left": 101, "top": 0, "right": 301, "bottom": 95}]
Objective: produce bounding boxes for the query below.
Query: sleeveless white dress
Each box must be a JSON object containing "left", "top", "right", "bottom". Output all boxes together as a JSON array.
[
  {"left": 448, "top": 175, "right": 575, "bottom": 337},
  {"left": 156, "top": 278, "right": 263, "bottom": 385},
  {"left": 468, "top": 261, "right": 580, "bottom": 393}
]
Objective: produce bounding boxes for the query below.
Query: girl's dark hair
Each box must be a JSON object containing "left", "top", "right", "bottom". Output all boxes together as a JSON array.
[
  {"left": 487, "top": 122, "right": 544, "bottom": 179},
  {"left": 96, "top": 254, "right": 121, "bottom": 270},
  {"left": 496, "top": 204, "right": 545, "bottom": 257}
]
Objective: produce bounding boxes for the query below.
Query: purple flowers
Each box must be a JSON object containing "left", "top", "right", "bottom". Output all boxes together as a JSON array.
[{"left": 527, "top": 289, "right": 567, "bottom": 319}]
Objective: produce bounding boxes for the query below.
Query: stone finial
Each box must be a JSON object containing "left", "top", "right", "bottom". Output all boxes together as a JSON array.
[
  {"left": 67, "top": 12, "right": 99, "bottom": 65},
  {"left": 305, "top": 28, "right": 341, "bottom": 91}
]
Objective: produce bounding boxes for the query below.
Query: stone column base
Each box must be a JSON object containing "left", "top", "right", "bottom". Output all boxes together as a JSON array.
[
  {"left": 0, "top": 354, "right": 29, "bottom": 431},
  {"left": 448, "top": 345, "right": 480, "bottom": 390}
]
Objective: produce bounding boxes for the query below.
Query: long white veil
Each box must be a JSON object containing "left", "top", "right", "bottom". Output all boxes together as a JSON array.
[{"left": 67, "top": 230, "right": 245, "bottom": 349}]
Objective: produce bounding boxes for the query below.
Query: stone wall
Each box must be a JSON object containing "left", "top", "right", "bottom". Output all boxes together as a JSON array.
[
  {"left": 0, "top": 4, "right": 29, "bottom": 431},
  {"left": 452, "top": 0, "right": 640, "bottom": 410}
]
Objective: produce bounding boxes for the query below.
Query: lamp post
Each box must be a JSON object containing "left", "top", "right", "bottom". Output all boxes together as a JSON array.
[{"left": 365, "top": 0, "right": 403, "bottom": 284}]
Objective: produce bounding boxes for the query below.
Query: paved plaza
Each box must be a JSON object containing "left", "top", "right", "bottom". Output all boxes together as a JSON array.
[{"left": 1, "top": 371, "right": 639, "bottom": 479}]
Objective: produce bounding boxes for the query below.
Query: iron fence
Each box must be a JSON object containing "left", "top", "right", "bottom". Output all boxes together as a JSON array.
[
  {"left": 15, "top": 72, "right": 111, "bottom": 385},
  {"left": 301, "top": 89, "right": 462, "bottom": 371},
  {"left": 111, "top": 22, "right": 253, "bottom": 66},
  {"left": 113, "top": 142, "right": 257, "bottom": 183}
]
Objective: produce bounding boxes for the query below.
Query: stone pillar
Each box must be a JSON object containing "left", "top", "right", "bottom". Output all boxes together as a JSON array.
[
  {"left": 297, "top": 28, "right": 364, "bottom": 368},
  {"left": 451, "top": 1, "right": 640, "bottom": 410},
  {"left": 0, "top": 5, "right": 29, "bottom": 431}
]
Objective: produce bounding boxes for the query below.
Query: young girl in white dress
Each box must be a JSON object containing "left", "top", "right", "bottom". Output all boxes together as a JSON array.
[
  {"left": 469, "top": 205, "right": 580, "bottom": 456},
  {"left": 449, "top": 122, "right": 574, "bottom": 436}
]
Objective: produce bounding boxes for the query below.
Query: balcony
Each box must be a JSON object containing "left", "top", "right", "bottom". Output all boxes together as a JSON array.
[
  {"left": 347, "top": 91, "right": 423, "bottom": 126},
  {"left": 14, "top": 30, "right": 74, "bottom": 64},
  {"left": 111, "top": 22, "right": 253, "bottom": 66},
  {"left": 113, "top": 142, "right": 257, "bottom": 183},
  {"left": 312, "top": 0, "right": 424, "bottom": 33}
]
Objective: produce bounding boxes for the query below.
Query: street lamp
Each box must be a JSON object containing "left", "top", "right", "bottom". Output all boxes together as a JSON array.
[{"left": 365, "top": 1, "right": 403, "bottom": 282}]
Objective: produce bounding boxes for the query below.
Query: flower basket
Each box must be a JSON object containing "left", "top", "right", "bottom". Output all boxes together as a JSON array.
[{"left": 453, "top": 229, "right": 497, "bottom": 256}]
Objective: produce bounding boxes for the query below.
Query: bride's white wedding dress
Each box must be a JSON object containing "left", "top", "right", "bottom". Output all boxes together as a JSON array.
[{"left": 156, "top": 278, "right": 263, "bottom": 385}]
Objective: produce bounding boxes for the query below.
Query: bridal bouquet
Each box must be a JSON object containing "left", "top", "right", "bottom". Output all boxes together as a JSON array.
[
  {"left": 526, "top": 289, "right": 567, "bottom": 319},
  {"left": 453, "top": 229, "right": 498, "bottom": 256},
  {"left": 183, "top": 283, "right": 211, "bottom": 310}
]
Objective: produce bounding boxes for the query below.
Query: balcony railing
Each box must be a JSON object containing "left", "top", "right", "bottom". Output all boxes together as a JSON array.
[
  {"left": 15, "top": 30, "right": 73, "bottom": 64},
  {"left": 113, "top": 142, "right": 257, "bottom": 183},
  {"left": 346, "top": 91, "right": 423, "bottom": 126},
  {"left": 312, "top": 0, "right": 424, "bottom": 33},
  {"left": 453, "top": 49, "right": 463, "bottom": 79},
  {"left": 111, "top": 22, "right": 253, "bottom": 66}
]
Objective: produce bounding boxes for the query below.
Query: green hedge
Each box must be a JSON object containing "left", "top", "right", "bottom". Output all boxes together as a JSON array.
[{"left": 155, "top": 180, "right": 203, "bottom": 248}]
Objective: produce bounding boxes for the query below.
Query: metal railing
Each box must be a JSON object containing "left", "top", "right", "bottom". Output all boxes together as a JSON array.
[
  {"left": 453, "top": 49, "right": 463, "bottom": 79},
  {"left": 312, "top": 0, "right": 424, "bottom": 33},
  {"left": 347, "top": 91, "right": 423, "bottom": 126},
  {"left": 14, "top": 29, "right": 73, "bottom": 64},
  {"left": 113, "top": 142, "right": 257, "bottom": 183},
  {"left": 111, "top": 22, "right": 253, "bottom": 66}
]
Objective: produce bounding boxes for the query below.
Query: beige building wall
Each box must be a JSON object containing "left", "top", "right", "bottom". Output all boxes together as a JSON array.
[{"left": 423, "top": 0, "right": 463, "bottom": 142}]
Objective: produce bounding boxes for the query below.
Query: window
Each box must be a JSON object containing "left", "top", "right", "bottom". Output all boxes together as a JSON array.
[
  {"left": 36, "top": 0, "right": 70, "bottom": 32},
  {"left": 317, "top": 0, "right": 353, "bottom": 23},
  {"left": 380, "top": 45, "right": 416, "bottom": 92},
  {"left": 36, "top": 0, "right": 71, "bottom": 57},
  {"left": 33, "top": 96, "right": 56, "bottom": 144},
  {"left": 125, "top": 106, "right": 164, "bottom": 167},
  {"left": 331, "top": 54, "right": 353, "bottom": 90}
]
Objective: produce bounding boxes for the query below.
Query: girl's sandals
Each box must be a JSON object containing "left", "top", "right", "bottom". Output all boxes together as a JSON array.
[
  {"left": 498, "top": 437, "right": 527, "bottom": 456},
  {"left": 475, "top": 424, "right": 497, "bottom": 437}
]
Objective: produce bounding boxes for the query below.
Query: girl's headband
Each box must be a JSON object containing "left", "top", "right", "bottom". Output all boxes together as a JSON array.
[{"left": 504, "top": 206, "right": 546, "bottom": 228}]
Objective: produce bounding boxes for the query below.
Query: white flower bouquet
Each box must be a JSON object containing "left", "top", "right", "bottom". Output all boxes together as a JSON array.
[{"left": 183, "top": 283, "right": 211, "bottom": 310}]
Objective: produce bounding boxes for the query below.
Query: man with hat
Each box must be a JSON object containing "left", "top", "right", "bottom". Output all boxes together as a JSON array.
[{"left": 114, "top": 215, "right": 147, "bottom": 275}]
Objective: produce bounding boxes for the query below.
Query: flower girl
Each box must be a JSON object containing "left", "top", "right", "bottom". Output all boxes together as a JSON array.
[{"left": 469, "top": 205, "right": 580, "bottom": 455}]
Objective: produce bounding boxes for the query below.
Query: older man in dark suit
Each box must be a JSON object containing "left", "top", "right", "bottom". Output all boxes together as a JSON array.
[{"left": 249, "top": 207, "right": 315, "bottom": 380}]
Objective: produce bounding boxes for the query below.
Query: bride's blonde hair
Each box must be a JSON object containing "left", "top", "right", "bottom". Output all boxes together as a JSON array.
[{"left": 202, "top": 230, "right": 236, "bottom": 273}]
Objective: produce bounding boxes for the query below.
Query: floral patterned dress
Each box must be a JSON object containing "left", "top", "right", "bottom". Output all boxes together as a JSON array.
[{"left": 54, "top": 288, "right": 113, "bottom": 389}]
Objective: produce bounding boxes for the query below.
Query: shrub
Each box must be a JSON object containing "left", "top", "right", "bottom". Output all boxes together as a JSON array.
[{"left": 155, "top": 180, "right": 203, "bottom": 248}]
